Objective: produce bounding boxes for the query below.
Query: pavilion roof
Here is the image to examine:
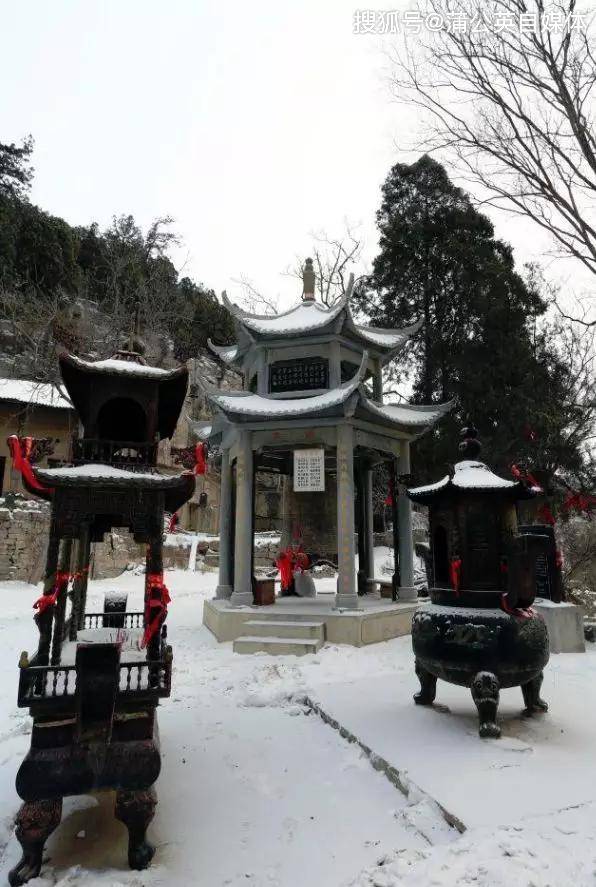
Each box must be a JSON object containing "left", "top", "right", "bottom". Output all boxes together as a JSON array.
[{"left": 210, "top": 291, "right": 421, "bottom": 365}]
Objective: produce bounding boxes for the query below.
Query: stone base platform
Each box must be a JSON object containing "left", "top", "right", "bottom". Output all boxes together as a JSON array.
[{"left": 203, "top": 594, "right": 419, "bottom": 647}]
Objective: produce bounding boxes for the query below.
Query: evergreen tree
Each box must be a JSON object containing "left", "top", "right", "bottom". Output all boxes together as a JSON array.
[{"left": 353, "top": 155, "right": 586, "bottom": 482}]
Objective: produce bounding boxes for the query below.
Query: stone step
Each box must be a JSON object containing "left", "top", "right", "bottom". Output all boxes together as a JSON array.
[
  {"left": 233, "top": 636, "right": 324, "bottom": 656},
  {"left": 242, "top": 620, "right": 325, "bottom": 640}
]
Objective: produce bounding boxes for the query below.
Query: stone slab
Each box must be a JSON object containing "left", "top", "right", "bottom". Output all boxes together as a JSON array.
[{"left": 534, "top": 599, "right": 585, "bottom": 653}]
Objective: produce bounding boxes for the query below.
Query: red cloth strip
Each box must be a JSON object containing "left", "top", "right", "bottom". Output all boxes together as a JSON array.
[
  {"left": 33, "top": 566, "right": 89, "bottom": 615},
  {"left": 7, "top": 435, "right": 54, "bottom": 495},
  {"left": 449, "top": 557, "right": 462, "bottom": 595},
  {"left": 141, "top": 572, "right": 171, "bottom": 648}
]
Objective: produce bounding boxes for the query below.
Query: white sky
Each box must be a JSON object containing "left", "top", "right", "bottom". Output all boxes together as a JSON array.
[{"left": 1, "top": 0, "right": 590, "bottom": 310}]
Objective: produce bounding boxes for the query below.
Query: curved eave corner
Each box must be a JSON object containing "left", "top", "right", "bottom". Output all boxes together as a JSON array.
[
  {"left": 343, "top": 302, "right": 423, "bottom": 360},
  {"left": 207, "top": 338, "right": 242, "bottom": 366},
  {"left": 357, "top": 394, "right": 455, "bottom": 438}
]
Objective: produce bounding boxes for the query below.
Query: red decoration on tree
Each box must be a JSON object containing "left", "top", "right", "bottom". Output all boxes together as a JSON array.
[
  {"left": 510, "top": 463, "right": 542, "bottom": 492},
  {"left": 141, "top": 572, "right": 171, "bottom": 648},
  {"left": 562, "top": 490, "right": 596, "bottom": 516},
  {"left": 7, "top": 435, "right": 54, "bottom": 495}
]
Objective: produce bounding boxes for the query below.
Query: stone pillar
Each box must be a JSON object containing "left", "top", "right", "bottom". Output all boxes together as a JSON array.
[
  {"left": 231, "top": 432, "right": 254, "bottom": 607},
  {"left": 372, "top": 359, "right": 383, "bottom": 404},
  {"left": 329, "top": 341, "right": 341, "bottom": 389},
  {"left": 335, "top": 425, "right": 360, "bottom": 610},
  {"left": 215, "top": 449, "right": 233, "bottom": 600},
  {"left": 397, "top": 441, "right": 417, "bottom": 602},
  {"left": 364, "top": 468, "right": 375, "bottom": 587},
  {"left": 356, "top": 466, "right": 367, "bottom": 595},
  {"left": 256, "top": 349, "right": 268, "bottom": 395}
]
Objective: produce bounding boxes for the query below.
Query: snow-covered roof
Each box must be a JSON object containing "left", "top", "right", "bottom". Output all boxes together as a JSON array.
[
  {"left": 208, "top": 376, "right": 361, "bottom": 419},
  {"left": 219, "top": 291, "right": 420, "bottom": 362},
  {"left": 224, "top": 292, "right": 346, "bottom": 337},
  {"left": 33, "top": 464, "right": 195, "bottom": 504},
  {"left": 408, "top": 459, "right": 532, "bottom": 502},
  {"left": 35, "top": 464, "right": 172, "bottom": 483},
  {"left": 188, "top": 420, "right": 212, "bottom": 441},
  {"left": 61, "top": 353, "right": 184, "bottom": 380},
  {"left": 0, "top": 378, "right": 72, "bottom": 410},
  {"left": 207, "top": 341, "right": 240, "bottom": 365},
  {"left": 359, "top": 397, "right": 454, "bottom": 429},
  {"left": 207, "top": 354, "right": 451, "bottom": 436}
]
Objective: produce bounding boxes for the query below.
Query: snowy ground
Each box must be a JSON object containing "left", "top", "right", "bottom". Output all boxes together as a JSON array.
[{"left": 0, "top": 566, "right": 594, "bottom": 885}]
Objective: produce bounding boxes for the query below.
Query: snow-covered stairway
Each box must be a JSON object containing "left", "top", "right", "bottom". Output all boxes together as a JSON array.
[{"left": 233, "top": 619, "right": 326, "bottom": 655}]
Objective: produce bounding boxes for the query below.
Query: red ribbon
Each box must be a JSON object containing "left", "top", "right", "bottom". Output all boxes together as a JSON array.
[
  {"left": 33, "top": 567, "right": 87, "bottom": 615},
  {"left": 194, "top": 442, "right": 208, "bottom": 476},
  {"left": 510, "top": 463, "right": 542, "bottom": 492},
  {"left": 7, "top": 435, "right": 54, "bottom": 495},
  {"left": 500, "top": 593, "right": 535, "bottom": 620},
  {"left": 168, "top": 511, "right": 179, "bottom": 533},
  {"left": 141, "top": 572, "right": 171, "bottom": 648},
  {"left": 384, "top": 477, "right": 395, "bottom": 507},
  {"left": 449, "top": 557, "right": 462, "bottom": 595}
]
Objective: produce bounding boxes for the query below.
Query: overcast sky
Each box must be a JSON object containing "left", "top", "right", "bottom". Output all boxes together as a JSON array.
[{"left": 2, "top": 0, "right": 588, "bottom": 309}]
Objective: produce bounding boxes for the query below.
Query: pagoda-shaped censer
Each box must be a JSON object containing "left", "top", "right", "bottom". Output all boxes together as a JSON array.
[
  {"left": 6, "top": 344, "right": 194, "bottom": 885},
  {"left": 407, "top": 425, "right": 550, "bottom": 738}
]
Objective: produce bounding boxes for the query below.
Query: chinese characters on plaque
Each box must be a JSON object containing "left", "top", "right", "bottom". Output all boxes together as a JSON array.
[{"left": 293, "top": 448, "right": 325, "bottom": 492}]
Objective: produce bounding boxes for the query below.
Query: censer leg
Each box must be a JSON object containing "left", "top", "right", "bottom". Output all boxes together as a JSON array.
[
  {"left": 8, "top": 798, "right": 62, "bottom": 886},
  {"left": 115, "top": 787, "right": 157, "bottom": 870},
  {"left": 413, "top": 659, "right": 437, "bottom": 706},
  {"left": 471, "top": 671, "right": 501, "bottom": 738},
  {"left": 521, "top": 672, "right": 549, "bottom": 716}
]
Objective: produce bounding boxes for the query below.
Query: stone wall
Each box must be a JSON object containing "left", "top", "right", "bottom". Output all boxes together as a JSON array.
[
  {"left": 0, "top": 498, "right": 211, "bottom": 583},
  {"left": 0, "top": 503, "right": 50, "bottom": 583}
]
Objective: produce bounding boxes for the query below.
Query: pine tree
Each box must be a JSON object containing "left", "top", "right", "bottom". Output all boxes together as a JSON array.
[{"left": 353, "top": 155, "right": 585, "bottom": 483}]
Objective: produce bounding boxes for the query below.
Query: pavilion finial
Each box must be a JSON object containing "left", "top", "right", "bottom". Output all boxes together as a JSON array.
[
  {"left": 459, "top": 422, "right": 482, "bottom": 460},
  {"left": 302, "top": 257, "right": 316, "bottom": 302}
]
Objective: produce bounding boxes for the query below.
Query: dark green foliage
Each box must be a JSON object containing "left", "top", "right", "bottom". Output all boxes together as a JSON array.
[
  {"left": 353, "top": 155, "right": 587, "bottom": 483},
  {"left": 0, "top": 136, "right": 34, "bottom": 201},
  {"left": 0, "top": 139, "right": 234, "bottom": 365}
]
